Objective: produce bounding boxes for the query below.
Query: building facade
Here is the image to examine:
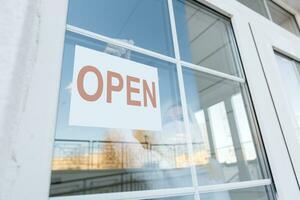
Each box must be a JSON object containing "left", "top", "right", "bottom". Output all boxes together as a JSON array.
[{"left": 0, "top": 0, "right": 300, "bottom": 200}]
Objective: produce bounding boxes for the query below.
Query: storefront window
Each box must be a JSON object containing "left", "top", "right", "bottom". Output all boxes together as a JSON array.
[
  {"left": 51, "top": 32, "right": 192, "bottom": 196},
  {"left": 50, "top": 0, "right": 275, "bottom": 199}
]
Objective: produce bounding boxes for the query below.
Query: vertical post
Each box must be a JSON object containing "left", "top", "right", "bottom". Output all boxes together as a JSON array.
[
  {"left": 167, "top": 0, "right": 200, "bottom": 199},
  {"left": 203, "top": 109, "right": 217, "bottom": 159},
  {"left": 224, "top": 99, "right": 251, "bottom": 181}
]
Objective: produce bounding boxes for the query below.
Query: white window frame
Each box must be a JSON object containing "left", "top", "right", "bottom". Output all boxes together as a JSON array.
[
  {"left": 250, "top": 8, "right": 300, "bottom": 187},
  {"left": 19, "top": 0, "right": 300, "bottom": 200}
]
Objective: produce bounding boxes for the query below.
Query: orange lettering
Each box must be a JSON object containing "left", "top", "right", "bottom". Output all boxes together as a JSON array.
[
  {"left": 127, "top": 75, "right": 141, "bottom": 106},
  {"left": 107, "top": 71, "right": 124, "bottom": 103},
  {"left": 143, "top": 80, "right": 157, "bottom": 108},
  {"left": 77, "top": 65, "right": 103, "bottom": 101}
]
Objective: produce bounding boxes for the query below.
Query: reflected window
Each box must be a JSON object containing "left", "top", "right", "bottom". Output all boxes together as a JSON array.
[
  {"left": 208, "top": 101, "right": 236, "bottom": 164},
  {"left": 173, "top": 0, "right": 241, "bottom": 76},
  {"left": 183, "top": 69, "right": 270, "bottom": 185},
  {"left": 275, "top": 53, "right": 300, "bottom": 141},
  {"left": 237, "top": 0, "right": 300, "bottom": 36},
  {"left": 236, "top": 0, "right": 269, "bottom": 18},
  {"left": 231, "top": 93, "right": 256, "bottom": 161},
  {"left": 67, "top": 0, "right": 174, "bottom": 56},
  {"left": 266, "top": 0, "right": 300, "bottom": 36}
]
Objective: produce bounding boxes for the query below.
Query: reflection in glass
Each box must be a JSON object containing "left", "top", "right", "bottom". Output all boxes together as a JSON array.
[
  {"left": 266, "top": 0, "right": 300, "bottom": 36},
  {"left": 275, "top": 53, "right": 300, "bottom": 142},
  {"left": 236, "top": 0, "right": 269, "bottom": 18},
  {"left": 236, "top": 0, "right": 300, "bottom": 36},
  {"left": 208, "top": 101, "right": 237, "bottom": 164},
  {"left": 200, "top": 186, "right": 275, "bottom": 200},
  {"left": 50, "top": 0, "right": 276, "bottom": 198},
  {"left": 296, "top": 61, "right": 300, "bottom": 75},
  {"left": 183, "top": 68, "right": 268, "bottom": 186},
  {"left": 67, "top": 0, "right": 174, "bottom": 56},
  {"left": 173, "top": 0, "right": 241, "bottom": 76},
  {"left": 232, "top": 93, "right": 256, "bottom": 161},
  {"left": 50, "top": 32, "right": 192, "bottom": 197}
]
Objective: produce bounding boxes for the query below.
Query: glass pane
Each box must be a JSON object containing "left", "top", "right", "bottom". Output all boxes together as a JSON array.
[
  {"left": 266, "top": 0, "right": 300, "bottom": 36},
  {"left": 50, "top": 32, "right": 193, "bottom": 197},
  {"left": 173, "top": 0, "right": 241, "bottom": 76},
  {"left": 67, "top": 0, "right": 174, "bottom": 56},
  {"left": 200, "top": 186, "right": 275, "bottom": 200},
  {"left": 275, "top": 53, "right": 300, "bottom": 142},
  {"left": 236, "top": 0, "right": 269, "bottom": 18},
  {"left": 183, "top": 68, "right": 270, "bottom": 186}
]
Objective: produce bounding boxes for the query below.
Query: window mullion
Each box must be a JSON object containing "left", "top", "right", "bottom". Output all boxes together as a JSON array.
[{"left": 167, "top": 0, "right": 200, "bottom": 199}]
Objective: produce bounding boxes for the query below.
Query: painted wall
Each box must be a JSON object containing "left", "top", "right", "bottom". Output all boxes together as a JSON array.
[
  {"left": 0, "top": 0, "right": 68, "bottom": 199},
  {"left": 0, "top": 1, "right": 41, "bottom": 200}
]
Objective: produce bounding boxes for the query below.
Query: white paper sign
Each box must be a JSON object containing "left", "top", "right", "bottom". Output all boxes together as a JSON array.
[{"left": 69, "top": 45, "right": 161, "bottom": 131}]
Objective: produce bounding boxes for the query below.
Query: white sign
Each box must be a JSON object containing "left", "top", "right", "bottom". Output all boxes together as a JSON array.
[{"left": 69, "top": 45, "right": 161, "bottom": 131}]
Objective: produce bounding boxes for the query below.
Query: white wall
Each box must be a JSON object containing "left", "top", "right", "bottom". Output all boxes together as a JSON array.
[
  {"left": 0, "top": 1, "right": 40, "bottom": 199},
  {"left": 0, "top": 0, "right": 68, "bottom": 200}
]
